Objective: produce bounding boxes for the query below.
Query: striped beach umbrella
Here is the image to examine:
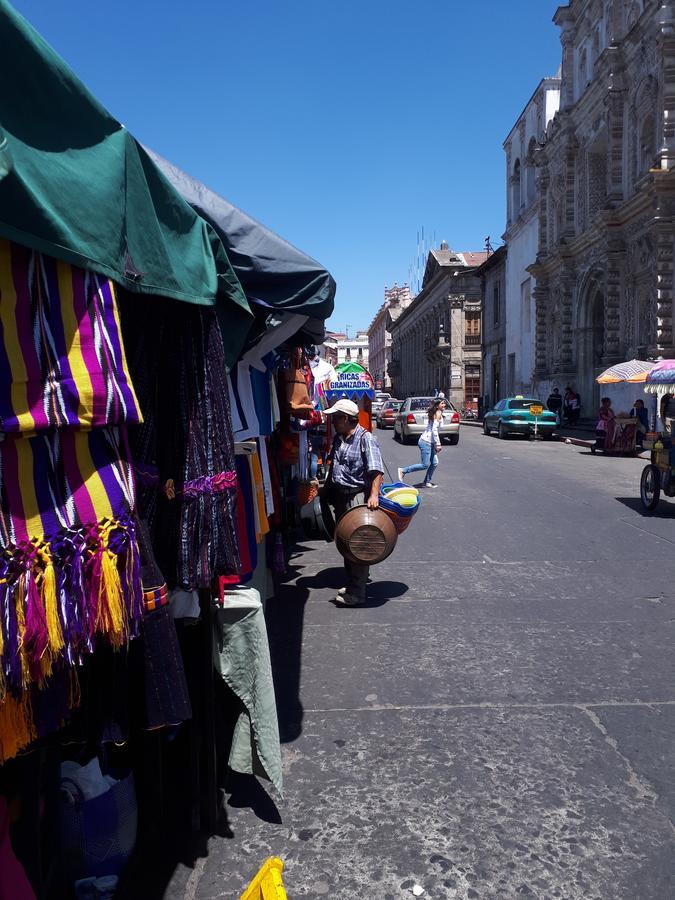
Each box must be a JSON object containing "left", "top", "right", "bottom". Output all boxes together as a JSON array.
[{"left": 596, "top": 359, "right": 655, "bottom": 384}]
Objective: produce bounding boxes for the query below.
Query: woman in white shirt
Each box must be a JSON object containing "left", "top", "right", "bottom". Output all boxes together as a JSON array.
[{"left": 398, "top": 400, "right": 445, "bottom": 488}]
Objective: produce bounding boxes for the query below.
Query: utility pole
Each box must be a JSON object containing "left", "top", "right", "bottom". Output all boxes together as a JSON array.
[{"left": 484, "top": 235, "right": 494, "bottom": 256}]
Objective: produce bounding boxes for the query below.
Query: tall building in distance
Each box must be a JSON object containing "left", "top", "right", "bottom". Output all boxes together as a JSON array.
[
  {"left": 322, "top": 330, "right": 370, "bottom": 369},
  {"left": 368, "top": 283, "right": 413, "bottom": 390},
  {"left": 388, "top": 244, "right": 488, "bottom": 409}
]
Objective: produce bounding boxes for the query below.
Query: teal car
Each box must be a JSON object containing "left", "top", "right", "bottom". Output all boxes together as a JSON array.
[{"left": 483, "top": 396, "right": 558, "bottom": 439}]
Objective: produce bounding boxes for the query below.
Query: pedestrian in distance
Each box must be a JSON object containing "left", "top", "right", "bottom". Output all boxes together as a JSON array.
[
  {"left": 630, "top": 398, "right": 649, "bottom": 448},
  {"left": 547, "top": 387, "right": 563, "bottom": 426},
  {"left": 594, "top": 396, "right": 615, "bottom": 450},
  {"left": 322, "top": 399, "right": 384, "bottom": 607},
  {"left": 563, "top": 385, "right": 576, "bottom": 425},
  {"left": 397, "top": 399, "right": 445, "bottom": 489}
]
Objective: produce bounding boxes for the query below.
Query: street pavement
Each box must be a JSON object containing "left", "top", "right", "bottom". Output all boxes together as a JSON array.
[{"left": 173, "top": 426, "right": 675, "bottom": 899}]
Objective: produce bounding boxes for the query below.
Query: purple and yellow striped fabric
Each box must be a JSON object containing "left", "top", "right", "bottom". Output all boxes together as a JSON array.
[
  {"left": 0, "top": 239, "right": 141, "bottom": 434},
  {"left": 0, "top": 427, "right": 143, "bottom": 699}
]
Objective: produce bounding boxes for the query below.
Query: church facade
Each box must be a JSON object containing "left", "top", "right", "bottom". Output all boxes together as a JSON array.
[{"left": 530, "top": 0, "right": 675, "bottom": 412}]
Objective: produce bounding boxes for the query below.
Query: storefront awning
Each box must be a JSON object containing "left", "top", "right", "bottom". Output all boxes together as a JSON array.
[
  {"left": 0, "top": 0, "right": 253, "bottom": 363},
  {"left": 145, "top": 148, "right": 336, "bottom": 328}
]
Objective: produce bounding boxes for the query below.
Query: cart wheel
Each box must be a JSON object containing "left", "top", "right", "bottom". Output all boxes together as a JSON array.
[{"left": 640, "top": 464, "right": 661, "bottom": 512}]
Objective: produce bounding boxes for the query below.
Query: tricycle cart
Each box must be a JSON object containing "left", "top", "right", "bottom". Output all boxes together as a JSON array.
[{"left": 640, "top": 439, "right": 675, "bottom": 511}]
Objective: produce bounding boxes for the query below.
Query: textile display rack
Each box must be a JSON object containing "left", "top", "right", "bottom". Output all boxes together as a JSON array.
[{"left": 0, "top": 3, "right": 335, "bottom": 898}]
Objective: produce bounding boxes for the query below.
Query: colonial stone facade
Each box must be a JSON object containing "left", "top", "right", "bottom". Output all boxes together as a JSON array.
[
  {"left": 503, "top": 77, "right": 561, "bottom": 396},
  {"left": 388, "top": 245, "right": 488, "bottom": 409},
  {"left": 367, "top": 283, "right": 412, "bottom": 391},
  {"left": 474, "top": 245, "right": 508, "bottom": 410},
  {"left": 530, "top": 0, "right": 675, "bottom": 413}
]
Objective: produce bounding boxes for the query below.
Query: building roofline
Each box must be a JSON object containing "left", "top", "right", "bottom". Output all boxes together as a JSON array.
[
  {"left": 503, "top": 75, "right": 562, "bottom": 148},
  {"left": 472, "top": 244, "right": 507, "bottom": 276}
]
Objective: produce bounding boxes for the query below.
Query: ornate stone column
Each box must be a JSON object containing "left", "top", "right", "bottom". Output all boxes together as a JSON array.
[
  {"left": 533, "top": 279, "right": 550, "bottom": 377},
  {"left": 605, "top": 47, "right": 626, "bottom": 203},
  {"left": 555, "top": 9, "right": 576, "bottom": 110},
  {"left": 563, "top": 131, "right": 579, "bottom": 237},
  {"left": 560, "top": 270, "right": 576, "bottom": 368},
  {"left": 604, "top": 237, "right": 626, "bottom": 363},
  {"left": 655, "top": 190, "right": 675, "bottom": 355},
  {"left": 658, "top": 1, "right": 675, "bottom": 170},
  {"left": 534, "top": 149, "right": 550, "bottom": 258}
]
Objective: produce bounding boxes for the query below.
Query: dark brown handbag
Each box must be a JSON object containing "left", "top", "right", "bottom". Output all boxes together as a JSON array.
[{"left": 283, "top": 349, "right": 313, "bottom": 419}]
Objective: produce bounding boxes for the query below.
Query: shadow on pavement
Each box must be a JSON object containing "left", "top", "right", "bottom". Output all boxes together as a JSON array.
[
  {"left": 615, "top": 497, "right": 675, "bottom": 517},
  {"left": 267, "top": 558, "right": 408, "bottom": 743}
]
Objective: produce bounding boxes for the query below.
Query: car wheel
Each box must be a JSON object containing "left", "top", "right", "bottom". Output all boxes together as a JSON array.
[
  {"left": 498, "top": 421, "right": 508, "bottom": 440},
  {"left": 640, "top": 464, "right": 661, "bottom": 512},
  {"left": 403, "top": 428, "right": 415, "bottom": 445},
  {"left": 483, "top": 420, "right": 490, "bottom": 436},
  {"left": 449, "top": 434, "right": 459, "bottom": 446},
  {"left": 393, "top": 425, "right": 401, "bottom": 442}
]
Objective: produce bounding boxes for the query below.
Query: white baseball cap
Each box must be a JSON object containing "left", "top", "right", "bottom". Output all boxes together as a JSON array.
[{"left": 324, "top": 398, "right": 359, "bottom": 417}]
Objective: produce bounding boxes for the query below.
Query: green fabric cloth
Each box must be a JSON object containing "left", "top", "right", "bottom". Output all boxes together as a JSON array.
[
  {"left": 212, "top": 591, "right": 283, "bottom": 796},
  {"left": 0, "top": 0, "right": 252, "bottom": 365}
]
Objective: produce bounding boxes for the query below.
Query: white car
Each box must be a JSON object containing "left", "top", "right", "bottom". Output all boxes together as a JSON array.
[
  {"left": 372, "top": 391, "right": 392, "bottom": 415},
  {"left": 394, "top": 396, "right": 461, "bottom": 445}
]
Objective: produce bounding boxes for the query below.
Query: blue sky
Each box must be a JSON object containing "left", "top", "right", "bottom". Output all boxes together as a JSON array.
[{"left": 12, "top": 0, "right": 561, "bottom": 333}]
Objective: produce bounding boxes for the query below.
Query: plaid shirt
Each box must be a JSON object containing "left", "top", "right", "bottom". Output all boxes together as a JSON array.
[{"left": 330, "top": 425, "right": 383, "bottom": 490}]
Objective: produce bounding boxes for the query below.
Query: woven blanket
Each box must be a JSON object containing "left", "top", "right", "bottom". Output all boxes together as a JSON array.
[
  {"left": 0, "top": 427, "right": 143, "bottom": 699},
  {"left": 0, "top": 239, "right": 141, "bottom": 434}
]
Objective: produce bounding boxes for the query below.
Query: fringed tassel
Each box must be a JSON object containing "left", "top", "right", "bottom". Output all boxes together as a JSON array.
[
  {"left": 0, "top": 693, "right": 35, "bottom": 765},
  {"left": 123, "top": 525, "right": 143, "bottom": 639},
  {"left": 38, "top": 549, "right": 65, "bottom": 658},
  {"left": 94, "top": 524, "right": 128, "bottom": 647},
  {"left": 15, "top": 579, "right": 32, "bottom": 691},
  {"left": 3, "top": 580, "right": 22, "bottom": 695}
]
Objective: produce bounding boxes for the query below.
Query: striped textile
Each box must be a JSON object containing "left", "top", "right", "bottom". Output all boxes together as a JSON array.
[
  {"left": 143, "top": 584, "right": 169, "bottom": 612},
  {"left": 0, "top": 239, "right": 141, "bottom": 434},
  {"left": 0, "top": 427, "right": 143, "bottom": 699}
]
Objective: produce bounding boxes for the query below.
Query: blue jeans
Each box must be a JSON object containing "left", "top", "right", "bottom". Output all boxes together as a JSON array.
[{"left": 402, "top": 438, "right": 438, "bottom": 484}]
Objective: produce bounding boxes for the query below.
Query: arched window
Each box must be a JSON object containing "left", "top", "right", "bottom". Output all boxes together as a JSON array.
[
  {"left": 526, "top": 138, "right": 537, "bottom": 206},
  {"left": 512, "top": 159, "right": 522, "bottom": 215}
]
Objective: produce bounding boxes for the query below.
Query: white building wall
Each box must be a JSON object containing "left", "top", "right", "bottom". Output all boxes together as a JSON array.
[
  {"left": 503, "top": 78, "right": 561, "bottom": 399},
  {"left": 504, "top": 217, "right": 538, "bottom": 395}
]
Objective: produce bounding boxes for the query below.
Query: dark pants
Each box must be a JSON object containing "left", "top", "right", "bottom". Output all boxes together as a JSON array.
[{"left": 330, "top": 486, "right": 370, "bottom": 600}]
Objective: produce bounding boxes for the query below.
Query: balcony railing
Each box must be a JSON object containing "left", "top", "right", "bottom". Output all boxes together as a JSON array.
[{"left": 464, "top": 334, "right": 481, "bottom": 346}]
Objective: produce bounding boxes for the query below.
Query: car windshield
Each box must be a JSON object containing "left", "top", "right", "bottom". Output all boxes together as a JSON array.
[
  {"left": 383, "top": 402, "right": 401, "bottom": 411},
  {"left": 409, "top": 398, "right": 434, "bottom": 411},
  {"left": 508, "top": 399, "right": 540, "bottom": 410}
]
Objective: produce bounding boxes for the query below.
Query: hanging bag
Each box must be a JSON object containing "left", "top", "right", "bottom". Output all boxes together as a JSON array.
[{"left": 282, "top": 349, "right": 313, "bottom": 419}]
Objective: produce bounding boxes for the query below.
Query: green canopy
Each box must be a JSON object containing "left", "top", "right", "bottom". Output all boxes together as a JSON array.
[{"left": 0, "top": 0, "right": 252, "bottom": 364}]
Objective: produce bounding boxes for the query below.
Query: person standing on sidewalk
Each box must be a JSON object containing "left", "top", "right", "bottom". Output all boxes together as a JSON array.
[
  {"left": 398, "top": 399, "right": 445, "bottom": 489},
  {"left": 322, "top": 399, "right": 384, "bottom": 607}
]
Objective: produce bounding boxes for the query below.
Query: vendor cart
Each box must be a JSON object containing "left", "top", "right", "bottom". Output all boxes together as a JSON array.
[
  {"left": 590, "top": 415, "right": 639, "bottom": 455},
  {"left": 639, "top": 439, "right": 675, "bottom": 511}
]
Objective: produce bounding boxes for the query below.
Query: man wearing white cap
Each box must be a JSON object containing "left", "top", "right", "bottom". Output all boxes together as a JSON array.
[{"left": 323, "top": 398, "right": 384, "bottom": 606}]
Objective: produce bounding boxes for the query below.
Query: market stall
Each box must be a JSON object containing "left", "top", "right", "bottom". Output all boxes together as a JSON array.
[{"left": 0, "top": 3, "right": 335, "bottom": 896}]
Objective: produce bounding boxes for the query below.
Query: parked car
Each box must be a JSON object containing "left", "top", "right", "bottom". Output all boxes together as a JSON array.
[
  {"left": 376, "top": 399, "right": 402, "bottom": 429},
  {"left": 482, "top": 396, "right": 557, "bottom": 439},
  {"left": 394, "top": 396, "right": 461, "bottom": 445}
]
